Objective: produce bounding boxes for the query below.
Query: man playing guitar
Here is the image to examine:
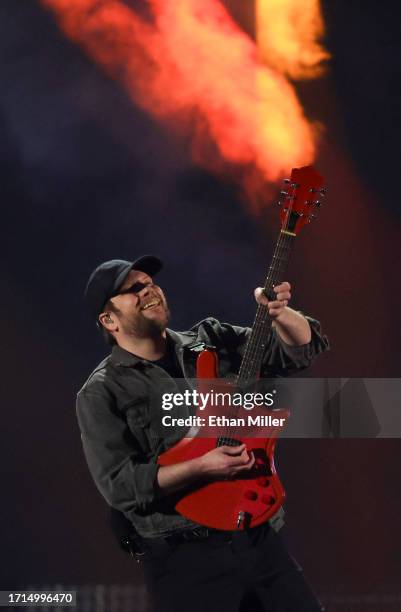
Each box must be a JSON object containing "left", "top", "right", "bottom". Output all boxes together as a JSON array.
[{"left": 77, "top": 245, "right": 328, "bottom": 611}]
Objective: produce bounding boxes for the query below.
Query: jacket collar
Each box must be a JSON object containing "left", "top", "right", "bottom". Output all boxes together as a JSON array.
[{"left": 110, "top": 328, "right": 199, "bottom": 367}]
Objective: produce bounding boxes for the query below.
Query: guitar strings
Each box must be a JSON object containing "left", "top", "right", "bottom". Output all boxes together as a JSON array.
[
  {"left": 219, "top": 236, "right": 291, "bottom": 444},
  {"left": 218, "top": 181, "right": 296, "bottom": 445},
  {"left": 219, "top": 221, "right": 291, "bottom": 443}
]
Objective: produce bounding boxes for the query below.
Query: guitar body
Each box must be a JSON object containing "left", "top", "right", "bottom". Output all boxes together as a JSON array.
[
  {"left": 158, "top": 165, "right": 325, "bottom": 531},
  {"left": 158, "top": 350, "right": 288, "bottom": 531}
]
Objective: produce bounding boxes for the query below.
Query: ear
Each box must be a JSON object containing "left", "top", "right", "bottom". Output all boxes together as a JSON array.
[{"left": 98, "top": 311, "right": 118, "bottom": 332}]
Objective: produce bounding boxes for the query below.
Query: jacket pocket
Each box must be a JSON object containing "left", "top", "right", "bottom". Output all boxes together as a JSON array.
[{"left": 123, "top": 398, "right": 151, "bottom": 428}]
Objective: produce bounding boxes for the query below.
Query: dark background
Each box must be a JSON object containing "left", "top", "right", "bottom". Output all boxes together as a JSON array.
[{"left": 1, "top": 0, "right": 400, "bottom": 605}]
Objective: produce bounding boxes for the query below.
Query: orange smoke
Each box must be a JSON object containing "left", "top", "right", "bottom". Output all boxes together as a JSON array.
[
  {"left": 41, "top": 0, "right": 327, "bottom": 207},
  {"left": 256, "top": 0, "right": 329, "bottom": 79}
]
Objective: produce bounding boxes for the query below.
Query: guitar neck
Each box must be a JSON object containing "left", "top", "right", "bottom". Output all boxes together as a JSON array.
[{"left": 237, "top": 229, "right": 296, "bottom": 384}]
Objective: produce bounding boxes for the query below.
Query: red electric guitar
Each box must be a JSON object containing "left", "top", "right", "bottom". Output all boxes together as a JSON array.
[{"left": 158, "top": 165, "right": 326, "bottom": 531}]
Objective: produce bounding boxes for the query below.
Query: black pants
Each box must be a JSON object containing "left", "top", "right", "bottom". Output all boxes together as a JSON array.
[{"left": 141, "top": 525, "right": 324, "bottom": 612}]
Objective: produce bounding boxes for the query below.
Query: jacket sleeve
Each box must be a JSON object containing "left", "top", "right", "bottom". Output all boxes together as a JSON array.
[
  {"left": 260, "top": 316, "right": 329, "bottom": 375},
  {"left": 76, "top": 388, "right": 160, "bottom": 514},
  {"left": 211, "top": 315, "right": 329, "bottom": 376}
]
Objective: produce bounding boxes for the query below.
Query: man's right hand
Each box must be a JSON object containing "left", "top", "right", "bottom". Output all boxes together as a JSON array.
[
  {"left": 157, "top": 444, "right": 255, "bottom": 495},
  {"left": 199, "top": 444, "right": 255, "bottom": 479}
]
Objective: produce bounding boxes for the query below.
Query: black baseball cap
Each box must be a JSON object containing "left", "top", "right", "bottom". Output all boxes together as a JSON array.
[{"left": 84, "top": 255, "right": 163, "bottom": 319}]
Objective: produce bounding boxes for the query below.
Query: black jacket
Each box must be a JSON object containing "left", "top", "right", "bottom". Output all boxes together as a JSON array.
[{"left": 76, "top": 316, "right": 329, "bottom": 537}]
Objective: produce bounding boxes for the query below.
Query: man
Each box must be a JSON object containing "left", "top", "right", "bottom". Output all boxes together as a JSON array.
[{"left": 77, "top": 255, "right": 329, "bottom": 612}]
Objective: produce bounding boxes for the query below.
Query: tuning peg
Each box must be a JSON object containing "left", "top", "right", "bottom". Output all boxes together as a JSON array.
[
  {"left": 277, "top": 201, "right": 282, "bottom": 206},
  {"left": 308, "top": 187, "right": 318, "bottom": 193},
  {"left": 315, "top": 200, "right": 322, "bottom": 207},
  {"left": 283, "top": 178, "right": 291, "bottom": 184},
  {"left": 291, "top": 182, "right": 300, "bottom": 188},
  {"left": 280, "top": 190, "right": 288, "bottom": 197}
]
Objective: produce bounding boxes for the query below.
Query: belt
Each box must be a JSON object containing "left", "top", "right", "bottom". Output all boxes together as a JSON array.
[
  {"left": 120, "top": 526, "right": 222, "bottom": 559},
  {"left": 130, "top": 522, "right": 271, "bottom": 562},
  {"left": 164, "top": 521, "right": 271, "bottom": 546},
  {"left": 164, "top": 526, "right": 232, "bottom": 545}
]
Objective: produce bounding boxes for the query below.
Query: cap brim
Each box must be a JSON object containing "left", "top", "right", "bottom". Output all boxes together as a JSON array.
[
  {"left": 111, "top": 255, "right": 163, "bottom": 297},
  {"left": 131, "top": 255, "right": 163, "bottom": 278}
]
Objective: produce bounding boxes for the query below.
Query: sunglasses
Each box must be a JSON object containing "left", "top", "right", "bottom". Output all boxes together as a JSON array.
[{"left": 112, "top": 281, "right": 154, "bottom": 297}]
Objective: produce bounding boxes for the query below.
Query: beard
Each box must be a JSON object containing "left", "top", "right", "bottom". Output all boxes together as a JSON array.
[{"left": 122, "top": 300, "right": 170, "bottom": 339}]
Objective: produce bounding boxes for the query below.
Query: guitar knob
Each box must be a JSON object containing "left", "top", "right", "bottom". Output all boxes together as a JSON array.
[
  {"left": 257, "top": 477, "right": 270, "bottom": 487},
  {"left": 262, "top": 494, "right": 276, "bottom": 505},
  {"left": 244, "top": 490, "right": 258, "bottom": 501}
]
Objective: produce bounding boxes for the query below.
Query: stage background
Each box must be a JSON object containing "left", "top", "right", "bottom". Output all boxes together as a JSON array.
[{"left": 1, "top": 1, "right": 400, "bottom": 609}]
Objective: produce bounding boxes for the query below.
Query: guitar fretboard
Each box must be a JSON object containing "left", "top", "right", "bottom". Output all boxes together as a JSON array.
[{"left": 237, "top": 230, "right": 296, "bottom": 385}]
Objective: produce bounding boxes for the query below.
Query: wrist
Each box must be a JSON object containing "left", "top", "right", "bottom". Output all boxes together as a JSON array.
[
  {"left": 274, "top": 308, "right": 312, "bottom": 345},
  {"left": 193, "top": 455, "right": 207, "bottom": 477},
  {"left": 273, "top": 306, "right": 290, "bottom": 325}
]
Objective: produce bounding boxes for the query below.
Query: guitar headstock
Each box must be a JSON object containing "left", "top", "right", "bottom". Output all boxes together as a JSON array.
[{"left": 279, "top": 165, "right": 326, "bottom": 234}]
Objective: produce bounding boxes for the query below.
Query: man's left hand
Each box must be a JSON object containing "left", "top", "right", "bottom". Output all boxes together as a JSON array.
[{"left": 254, "top": 282, "right": 291, "bottom": 319}]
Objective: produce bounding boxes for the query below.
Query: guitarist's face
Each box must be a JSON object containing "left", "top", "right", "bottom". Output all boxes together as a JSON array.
[{"left": 104, "top": 269, "right": 170, "bottom": 339}]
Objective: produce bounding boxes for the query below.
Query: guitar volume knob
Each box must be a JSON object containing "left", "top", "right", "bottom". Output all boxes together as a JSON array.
[
  {"left": 262, "top": 494, "right": 276, "bottom": 505},
  {"left": 244, "top": 490, "right": 258, "bottom": 501}
]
